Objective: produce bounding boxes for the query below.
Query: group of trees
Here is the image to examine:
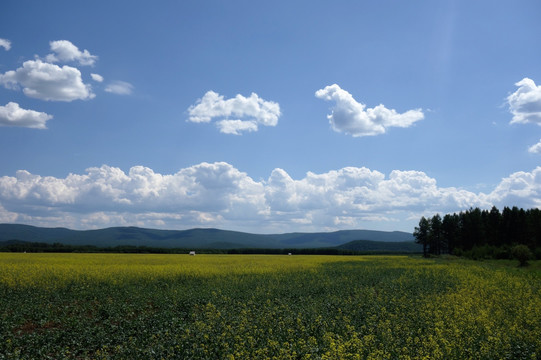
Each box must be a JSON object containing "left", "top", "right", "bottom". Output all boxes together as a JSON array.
[{"left": 414, "top": 206, "right": 541, "bottom": 260}]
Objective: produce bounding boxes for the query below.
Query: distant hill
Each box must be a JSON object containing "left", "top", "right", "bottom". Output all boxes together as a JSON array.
[
  {"left": 269, "top": 230, "right": 414, "bottom": 248},
  {"left": 0, "top": 224, "right": 414, "bottom": 249},
  {"left": 336, "top": 239, "right": 421, "bottom": 253}
]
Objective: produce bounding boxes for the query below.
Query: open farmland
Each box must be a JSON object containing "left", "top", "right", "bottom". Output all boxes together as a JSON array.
[{"left": 0, "top": 254, "right": 539, "bottom": 359}]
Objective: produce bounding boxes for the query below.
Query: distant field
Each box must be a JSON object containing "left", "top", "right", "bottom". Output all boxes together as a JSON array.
[{"left": 0, "top": 254, "right": 539, "bottom": 359}]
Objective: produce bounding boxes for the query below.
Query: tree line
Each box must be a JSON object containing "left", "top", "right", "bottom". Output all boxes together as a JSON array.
[
  {"left": 0, "top": 240, "right": 409, "bottom": 255},
  {"left": 414, "top": 206, "right": 541, "bottom": 260}
]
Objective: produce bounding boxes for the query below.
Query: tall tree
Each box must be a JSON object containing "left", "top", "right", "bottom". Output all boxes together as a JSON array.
[
  {"left": 414, "top": 217, "right": 430, "bottom": 258},
  {"left": 442, "top": 213, "right": 459, "bottom": 254},
  {"left": 526, "top": 208, "right": 541, "bottom": 249},
  {"left": 429, "top": 214, "right": 443, "bottom": 255},
  {"left": 487, "top": 206, "right": 502, "bottom": 246}
]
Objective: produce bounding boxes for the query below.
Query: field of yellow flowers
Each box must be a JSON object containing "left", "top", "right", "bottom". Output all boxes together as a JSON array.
[{"left": 0, "top": 253, "right": 539, "bottom": 359}]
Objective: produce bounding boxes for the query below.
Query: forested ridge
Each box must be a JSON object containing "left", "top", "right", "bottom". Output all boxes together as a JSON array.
[{"left": 414, "top": 206, "right": 541, "bottom": 260}]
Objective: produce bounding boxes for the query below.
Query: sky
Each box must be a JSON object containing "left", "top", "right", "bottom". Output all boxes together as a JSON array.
[{"left": 0, "top": 0, "right": 540, "bottom": 234}]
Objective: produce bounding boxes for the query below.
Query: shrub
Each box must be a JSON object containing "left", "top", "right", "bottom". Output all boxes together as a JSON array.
[{"left": 511, "top": 244, "right": 534, "bottom": 267}]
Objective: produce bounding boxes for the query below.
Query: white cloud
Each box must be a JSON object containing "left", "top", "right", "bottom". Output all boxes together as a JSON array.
[
  {"left": 528, "top": 139, "right": 541, "bottom": 154},
  {"left": 0, "top": 162, "right": 265, "bottom": 218},
  {"left": 2, "top": 162, "right": 540, "bottom": 232},
  {"left": 0, "top": 203, "right": 17, "bottom": 223},
  {"left": 507, "top": 78, "right": 541, "bottom": 125},
  {"left": 105, "top": 80, "right": 133, "bottom": 95},
  {"left": 487, "top": 167, "right": 541, "bottom": 208},
  {"left": 265, "top": 167, "right": 486, "bottom": 221},
  {"left": 0, "top": 102, "right": 52, "bottom": 129},
  {"left": 315, "top": 84, "right": 424, "bottom": 137},
  {"left": 187, "top": 91, "right": 281, "bottom": 134},
  {"left": 216, "top": 119, "right": 258, "bottom": 135},
  {"left": 91, "top": 73, "right": 103, "bottom": 82},
  {"left": 45, "top": 40, "right": 97, "bottom": 66},
  {"left": 0, "top": 59, "right": 94, "bottom": 101},
  {"left": 0, "top": 38, "right": 11, "bottom": 51}
]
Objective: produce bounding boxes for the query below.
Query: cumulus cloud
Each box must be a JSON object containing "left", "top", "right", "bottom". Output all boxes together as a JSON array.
[
  {"left": 187, "top": 91, "right": 281, "bottom": 134},
  {"left": 0, "top": 102, "right": 52, "bottom": 129},
  {"left": 315, "top": 84, "right": 424, "bottom": 137},
  {"left": 265, "top": 167, "right": 486, "bottom": 222},
  {"left": 507, "top": 78, "right": 541, "bottom": 125},
  {"left": 2, "top": 162, "right": 540, "bottom": 232},
  {"left": 0, "top": 38, "right": 11, "bottom": 51},
  {"left": 0, "top": 59, "right": 94, "bottom": 101},
  {"left": 105, "top": 80, "right": 133, "bottom": 95},
  {"left": 0, "top": 162, "right": 265, "bottom": 219},
  {"left": 45, "top": 40, "right": 97, "bottom": 66},
  {"left": 91, "top": 73, "right": 103, "bottom": 82},
  {"left": 487, "top": 167, "right": 541, "bottom": 208}
]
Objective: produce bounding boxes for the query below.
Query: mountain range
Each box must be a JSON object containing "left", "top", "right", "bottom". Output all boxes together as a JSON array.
[{"left": 0, "top": 224, "right": 418, "bottom": 251}]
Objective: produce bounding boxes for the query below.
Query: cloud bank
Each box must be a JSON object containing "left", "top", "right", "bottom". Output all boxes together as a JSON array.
[
  {"left": 0, "top": 102, "right": 52, "bottom": 129},
  {"left": 507, "top": 78, "right": 541, "bottom": 125},
  {"left": 315, "top": 84, "right": 424, "bottom": 137},
  {"left": 188, "top": 91, "right": 281, "bottom": 135},
  {"left": 0, "top": 162, "right": 538, "bottom": 232}
]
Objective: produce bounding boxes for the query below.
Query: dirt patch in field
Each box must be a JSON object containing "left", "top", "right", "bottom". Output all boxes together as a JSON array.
[{"left": 14, "top": 320, "right": 62, "bottom": 335}]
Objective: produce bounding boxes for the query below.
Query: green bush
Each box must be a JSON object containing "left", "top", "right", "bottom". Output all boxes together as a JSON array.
[{"left": 511, "top": 244, "right": 534, "bottom": 267}]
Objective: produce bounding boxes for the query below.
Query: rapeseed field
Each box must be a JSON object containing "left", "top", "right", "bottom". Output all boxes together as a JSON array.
[{"left": 0, "top": 253, "right": 539, "bottom": 359}]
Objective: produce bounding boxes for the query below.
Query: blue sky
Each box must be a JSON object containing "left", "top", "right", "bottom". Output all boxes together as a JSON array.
[{"left": 1, "top": 0, "right": 540, "bottom": 233}]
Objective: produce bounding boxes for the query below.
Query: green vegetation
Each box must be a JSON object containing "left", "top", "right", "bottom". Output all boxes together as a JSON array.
[
  {"left": 511, "top": 244, "right": 534, "bottom": 267},
  {"left": 0, "top": 239, "right": 421, "bottom": 255},
  {"left": 414, "top": 206, "right": 541, "bottom": 261},
  {"left": 1, "top": 253, "right": 539, "bottom": 359}
]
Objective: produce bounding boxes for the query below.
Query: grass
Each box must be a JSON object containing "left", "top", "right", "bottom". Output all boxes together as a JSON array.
[{"left": 0, "top": 253, "right": 539, "bottom": 359}]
